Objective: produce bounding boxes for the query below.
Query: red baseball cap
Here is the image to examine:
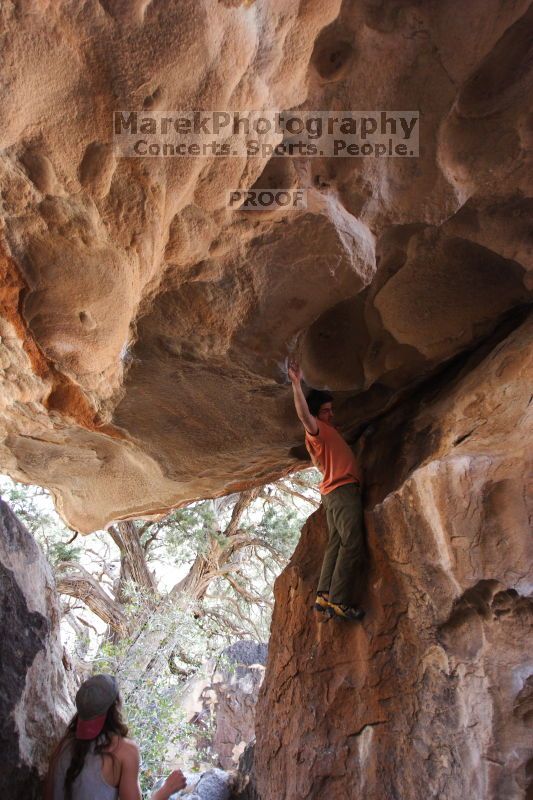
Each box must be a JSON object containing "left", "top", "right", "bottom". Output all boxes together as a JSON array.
[{"left": 75, "top": 674, "right": 119, "bottom": 740}]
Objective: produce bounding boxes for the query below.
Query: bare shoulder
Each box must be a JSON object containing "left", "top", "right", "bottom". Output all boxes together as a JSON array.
[
  {"left": 121, "top": 738, "right": 140, "bottom": 755},
  {"left": 112, "top": 737, "right": 140, "bottom": 764}
]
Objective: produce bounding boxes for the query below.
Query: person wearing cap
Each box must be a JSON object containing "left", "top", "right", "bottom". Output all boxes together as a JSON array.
[
  {"left": 288, "top": 359, "right": 368, "bottom": 622},
  {"left": 44, "top": 673, "right": 186, "bottom": 800}
]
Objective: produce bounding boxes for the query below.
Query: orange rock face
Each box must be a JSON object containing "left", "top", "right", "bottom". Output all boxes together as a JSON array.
[
  {"left": 0, "top": 3, "right": 531, "bottom": 797},
  {"left": 253, "top": 317, "right": 533, "bottom": 800},
  {"left": 0, "top": 1, "right": 531, "bottom": 531}
]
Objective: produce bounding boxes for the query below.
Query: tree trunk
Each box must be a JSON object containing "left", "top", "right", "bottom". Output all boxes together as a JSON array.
[
  {"left": 55, "top": 487, "right": 282, "bottom": 699},
  {"left": 108, "top": 521, "right": 156, "bottom": 594}
]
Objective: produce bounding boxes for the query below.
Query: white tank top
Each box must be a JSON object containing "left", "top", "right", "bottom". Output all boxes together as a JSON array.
[{"left": 52, "top": 739, "right": 119, "bottom": 800}]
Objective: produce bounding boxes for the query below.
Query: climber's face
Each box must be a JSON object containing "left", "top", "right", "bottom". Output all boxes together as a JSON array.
[{"left": 317, "top": 402, "right": 334, "bottom": 426}]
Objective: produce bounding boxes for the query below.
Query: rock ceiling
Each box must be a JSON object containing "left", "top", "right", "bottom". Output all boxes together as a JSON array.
[{"left": 0, "top": 0, "right": 531, "bottom": 531}]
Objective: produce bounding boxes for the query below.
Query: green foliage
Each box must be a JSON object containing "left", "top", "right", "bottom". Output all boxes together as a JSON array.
[
  {"left": 0, "top": 477, "right": 82, "bottom": 566},
  {"left": 0, "top": 469, "right": 320, "bottom": 793},
  {"left": 131, "top": 690, "right": 193, "bottom": 794},
  {"left": 47, "top": 538, "right": 83, "bottom": 565},
  {"left": 257, "top": 502, "right": 301, "bottom": 558},
  {"left": 145, "top": 503, "right": 219, "bottom": 567},
  {"left": 92, "top": 587, "right": 225, "bottom": 796}
]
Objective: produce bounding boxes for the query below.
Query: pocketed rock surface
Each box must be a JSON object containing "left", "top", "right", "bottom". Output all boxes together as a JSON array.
[
  {"left": 0, "top": 3, "right": 532, "bottom": 798},
  {"left": 0, "top": 0, "right": 531, "bottom": 531},
  {"left": 253, "top": 317, "right": 533, "bottom": 800}
]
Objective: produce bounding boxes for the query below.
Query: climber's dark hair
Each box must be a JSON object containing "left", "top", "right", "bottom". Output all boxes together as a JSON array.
[
  {"left": 56, "top": 695, "right": 128, "bottom": 800},
  {"left": 307, "top": 389, "right": 334, "bottom": 417}
]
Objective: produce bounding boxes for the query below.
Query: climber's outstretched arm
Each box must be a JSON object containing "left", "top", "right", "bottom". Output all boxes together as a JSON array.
[{"left": 288, "top": 360, "right": 318, "bottom": 436}]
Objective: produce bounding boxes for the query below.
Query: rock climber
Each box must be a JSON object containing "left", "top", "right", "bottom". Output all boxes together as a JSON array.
[{"left": 288, "top": 359, "right": 367, "bottom": 622}]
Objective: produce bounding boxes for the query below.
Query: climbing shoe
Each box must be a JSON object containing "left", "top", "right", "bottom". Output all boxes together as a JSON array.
[
  {"left": 314, "top": 591, "right": 331, "bottom": 614},
  {"left": 327, "top": 601, "right": 365, "bottom": 622}
]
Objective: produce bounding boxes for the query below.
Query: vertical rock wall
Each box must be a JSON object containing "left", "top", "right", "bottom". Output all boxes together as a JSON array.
[
  {"left": 252, "top": 315, "right": 533, "bottom": 800},
  {"left": 211, "top": 642, "right": 267, "bottom": 770},
  {"left": 179, "top": 641, "right": 267, "bottom": 770},
  {"left": 0, "top": 499, "right": 72, "bottom": 800}
]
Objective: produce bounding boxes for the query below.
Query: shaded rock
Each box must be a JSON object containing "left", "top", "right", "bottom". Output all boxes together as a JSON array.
[
  {"left": 180, "top": 641, "right": 267, "bottom": 770},
  {"left": 0, "top": 499, "right": 72, "bottom": 800},
  {"left": 232, "top": 741, "right": 260, "bottom": 800},
  {"left": 211, "top": 643, "right": 266, "bottom": 770},
  {"left": 253, "top": 316, "right": 533, "bottom": 800}
]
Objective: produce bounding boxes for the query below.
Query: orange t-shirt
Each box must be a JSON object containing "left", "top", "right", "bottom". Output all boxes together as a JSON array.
[{"left": 305, "top": 420, "right": 361, "bottom": 495}]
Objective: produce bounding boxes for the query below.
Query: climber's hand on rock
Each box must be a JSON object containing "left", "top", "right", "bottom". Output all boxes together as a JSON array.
[
  {"left": 165, "top": 770, "right": 186, "bottom": 792},
  {"left": 159, "top": 769, "right": 186, "bottom": 798},
  {"left": 287, "top": 359, "right": 302, "bottom": 383}
]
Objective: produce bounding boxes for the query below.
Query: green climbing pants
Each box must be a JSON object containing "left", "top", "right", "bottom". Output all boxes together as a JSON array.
[{"left": 318, "top": 482, "right": 366, "bottom": 607}]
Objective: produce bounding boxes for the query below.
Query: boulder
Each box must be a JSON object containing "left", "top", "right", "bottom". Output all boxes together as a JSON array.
[
  {"left": 0, "top": 499, "right": 72, "bottom": 800},
  {"left": 156, "top": 767, "right": 235, "bottom": 800},
  {"left": 210, "top": 642, "right": 267, "bottom": 770},
  {"left": 183, "top": 768, "right": 235, "bottom": 800},
  {"left": 179, "top": 641, "right": 267, "bottom": 770}
]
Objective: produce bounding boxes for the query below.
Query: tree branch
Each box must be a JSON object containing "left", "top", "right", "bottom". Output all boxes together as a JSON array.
[
  {"left": 56, "top": 562, "right": 127, "bottom": 635},
  {"left": 277, "top": 483, "right": 320, "bottom": 507},
  {"left": 225, "top": 575, "right": 273, "bottom": 607},
  {"left": 224, "top": 488, "right": 261, "bottom": 538},
  {"left": 228, "top": 535, "right": 285, "bottom": 566}
]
